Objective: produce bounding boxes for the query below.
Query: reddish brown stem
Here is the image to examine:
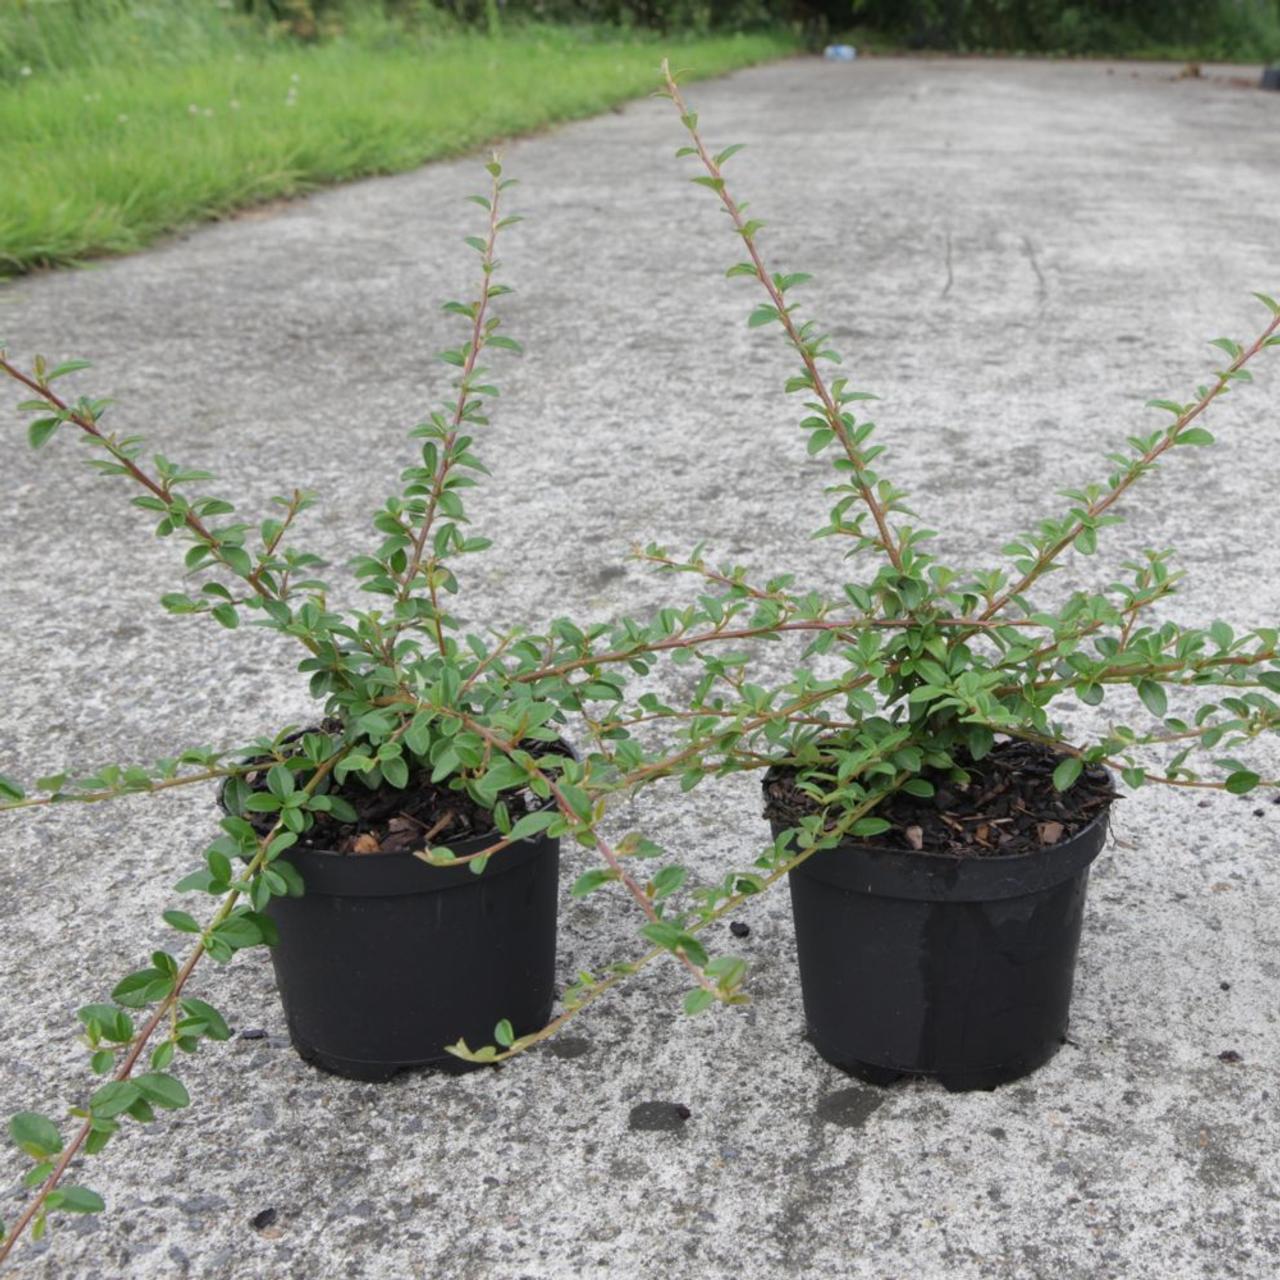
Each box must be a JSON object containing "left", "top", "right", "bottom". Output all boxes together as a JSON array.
[
  {"left": 393, "top": 165, "right": 505, "bottom": 655},
  {"left": 663, "top": 63, "right": 905, "bottom": 575},
  {"left": 0, "top": 751, "right": 344, "bottom": 1266},
  {"left": 978, "top": 309, "right": 1280, "bottom": 623}
]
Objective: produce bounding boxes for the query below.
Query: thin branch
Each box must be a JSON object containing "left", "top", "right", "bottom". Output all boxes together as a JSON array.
[
  {"left": 392, "top": 162, "right": 506, "bottom": 655},
  {"left": 0, "top": 765, "right": 250, "bottom": 814},
  {"left": 0, "top": 749, "right": 346, "bottom": 1265},
  {"left": 978, "top": 309, "right": 1280, "bottom": 622},
  {"left": 661, "top": 61, "right": 906, "bottom": 576}
]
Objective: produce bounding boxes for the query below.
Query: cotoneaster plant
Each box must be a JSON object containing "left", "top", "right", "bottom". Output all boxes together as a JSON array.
[
  {"left": 447, "top": 63, "right": 1280, "bottom": 1079},
  {"left": 0, "top": 153, "right": 796, "bottom": 1262},
  {"left": 653, "top": 59, "right": 1280, "bottom": 811}
]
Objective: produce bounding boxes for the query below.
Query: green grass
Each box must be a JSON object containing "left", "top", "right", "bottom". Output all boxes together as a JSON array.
[{"left": 0, "top": 24, "right": 797, "bottom": 277}]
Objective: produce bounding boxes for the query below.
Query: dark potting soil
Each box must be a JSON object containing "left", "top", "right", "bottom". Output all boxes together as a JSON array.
[
  {"left": 236, "top": 726, "right": 547, "bottom": 856},
  {"left": 763, "top": 738, "right": 1116, "bottom": 859}
]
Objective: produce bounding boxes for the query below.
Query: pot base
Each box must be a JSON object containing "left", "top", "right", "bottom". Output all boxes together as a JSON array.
[
  {"left": 288, "top": 1017, "right": 552, "bottom": 1082},
  {"left": 814, "top": 1034, "right": 1065, "bottom": 1093},
  {"left": 291, "top": 1036, "right": 438, "bottom": 1083}
]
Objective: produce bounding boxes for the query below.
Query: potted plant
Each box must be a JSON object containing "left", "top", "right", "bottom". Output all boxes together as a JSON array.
[
  {"left": 449, "top": 52, "right": 1279, "bottom": 1092},
  {"left": 0, "top": 154, "right": 768, "bottom": 1260},
  {"left": 622, "top": 62, "right": 1280, "bottom": 1090}
]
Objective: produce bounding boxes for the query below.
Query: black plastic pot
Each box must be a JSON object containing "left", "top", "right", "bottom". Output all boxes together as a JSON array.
[
  {"left": 1261, "top": 67, "right": 1280, "bottom": 91},
  {"left": 262, "top": 823, "right": 559, "bottom": 1081},
  {"left": 769, "top": 797, "right": 1110, "bottom": 1092}
]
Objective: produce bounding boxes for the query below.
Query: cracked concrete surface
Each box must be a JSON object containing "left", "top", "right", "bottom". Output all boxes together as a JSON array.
[{"left": 1, "top": 54, "right": 1279, "bottom": 1279}]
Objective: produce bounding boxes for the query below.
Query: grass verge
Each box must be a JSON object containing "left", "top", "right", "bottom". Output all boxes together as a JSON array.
[{"left": 0, "top": 26, "right": 797, "bottom": 278}]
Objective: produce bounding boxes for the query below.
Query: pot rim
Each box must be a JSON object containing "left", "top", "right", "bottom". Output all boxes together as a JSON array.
[
  {"left": 762, "top": 755, "right": 1115, "bottom": 866},
  {"left": 763, "top": 759, "right": 1115, "bottom": 903}
]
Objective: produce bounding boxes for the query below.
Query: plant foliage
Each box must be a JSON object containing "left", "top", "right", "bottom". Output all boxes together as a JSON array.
[{"left": 1, "top": 64, "right": 1278, "bottom": 1264}]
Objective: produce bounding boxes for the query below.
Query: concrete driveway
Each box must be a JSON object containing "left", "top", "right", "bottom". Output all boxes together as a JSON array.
[{"left": 1, "top": 54, "right": 1278, "bottom": 1279}]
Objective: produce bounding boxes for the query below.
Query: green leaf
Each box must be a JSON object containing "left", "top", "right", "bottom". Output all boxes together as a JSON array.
[
  {"left": 220, "top": 546, "right": 253, "bottom": 578},
  {"left": 705, "top": 955, "right": 747, "bottom": 989},
  {"left": 1137, "top": 679, "right": 1168, "bottom": 719},
  {"left": 1053, "top": 757, "right": 1083, "bottom": 792},
  {"left": 493, "top": 1019, "right": 514, "bottom": 1048},
  {"left": 900, "top": 779, "right": 934, "bottom": 799},
  {"left": 650, "top": 865, "right": 687, "bottom": 900},
  {"left": 9, "top": 1113, "right": 63, "bottom": 1159},
  {"left": 133, "top": 1073, "right": 190, "bottom": 1111},
  {"left": 212, "top": 916, "right": 263, "bottom": 951},
  {"left": 683, "top": 988, "right": 715, "bottom": 1015},
  {"left": 775, "top": 272, "right": 812, "bottom": 292},
  {"left": 748, "top": 305, "right": 780, "bottom": 329},
  {"left": 162, "top": 909, "right": 201, "bottom": 934},
  {"left": 403, "top": 714, "right": 433, "bottom": 757},
  {"left": 89, "top": 1081, "right": 141, "bottom": 1119},
  {"left": 557, "top": 783, "right": 592, "bottom": 823},
  {"left": 78, "top": 1003, "right": 133, "bottom": 1043},
  {"left": 112, "top": 969, "right": 172, "bottom": 1008},
  {"left": 266, "top": 764, "right": 294, "bottom": 799},
  {"left": 506, "top": 810, "right": 556, "bottom": 843},
  {"left": 0, "top": 773, "right": 25, "bottom": 802},
  {"left": 55, "top": 1186, "right": 104, "bottom": 1214},
  {"left": 326, "top": 795, "right": 358, "bottom": 824},
  {"left": 266, "top": 831, "right": 297, "bottom": 859},
  {"left": 27, "top": 418, "right": 60, "bottom": 449},
  {"left": 174, "top": 868, "right": 218, "bottom": 894},
  {"left": 580, "top": 681, "right": 623, "bottom": 702},
  {"left": 1176, "top": 427, "right": 1215, "bottom": 446},
  {"left": 179, "top": 997, "right": 230, "bottom": 1041},
  {"left": 571, "top": 869, "right": 611, "bottom": 898},
  {"left": 1225, "top": 770, "right": 1260, "bottom": 795},
  {"left": 850, "top": 817, "right": 890, "bottom": 838}
]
